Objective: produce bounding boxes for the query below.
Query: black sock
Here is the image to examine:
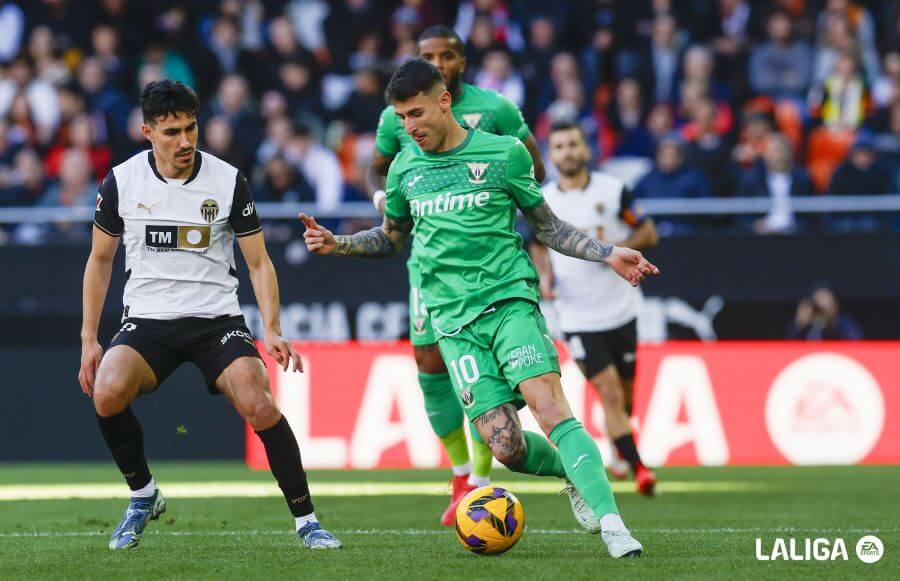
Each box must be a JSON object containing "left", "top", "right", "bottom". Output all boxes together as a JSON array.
[
  {"left": 96, "top": 407, "right": 152, "bottom": 491},
  {"left": 256, "top": 416, "right": 314, "bottom": 517},
  {"left": 613, "top": 433, "right": 644, "bottom": 473}
]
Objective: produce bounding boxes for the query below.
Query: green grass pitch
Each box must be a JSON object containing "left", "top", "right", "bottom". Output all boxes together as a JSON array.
[{"left": 0, "top": 463, "right": 896, "bottom": 579}]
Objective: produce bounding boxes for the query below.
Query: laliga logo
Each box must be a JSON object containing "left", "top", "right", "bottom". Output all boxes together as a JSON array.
[
  {"left": 755, "top": 535, "right": 883, "bottom": 563},
  {"left": 765, "top": 353, "right": 884, "bottom": 465}
]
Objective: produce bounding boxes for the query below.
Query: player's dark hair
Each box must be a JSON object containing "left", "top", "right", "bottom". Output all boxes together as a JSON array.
[
  {"left": 549, "top": 120, "right": 586, "bottom": 140},
  {"left": 140, "top": 80, "right": 199, "bottom": 124},
  {"left": 384, "top": 58, "right": 445, "bottom": 103},
  {"left": 418, "top": 25, "right": 466, "bottom": 57}
]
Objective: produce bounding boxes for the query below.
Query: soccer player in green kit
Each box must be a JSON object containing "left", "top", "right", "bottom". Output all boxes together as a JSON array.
[
  {"left": 301, "top": 59, "right": 658, "bottom": 558},
  {"left": 366, "top": 26, "right": 546, "bottom": 526}
]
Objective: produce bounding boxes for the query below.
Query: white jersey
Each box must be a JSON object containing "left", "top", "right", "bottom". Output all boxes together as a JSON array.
[
  {"left": 542, "top": 171, "right": 646, "bottom": 333},
  {"left": 93, "top": 150, "right": 262, "bottom": 320}
]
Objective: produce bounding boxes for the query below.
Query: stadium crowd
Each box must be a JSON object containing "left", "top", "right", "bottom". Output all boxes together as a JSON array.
[{"left": 1, "top": 0, "right": 899, "bottom": 243}]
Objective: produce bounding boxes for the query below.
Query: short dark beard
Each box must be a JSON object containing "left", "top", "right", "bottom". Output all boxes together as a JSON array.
[{"left": 558, "top": 160, "right": 587, "bottom": 178}]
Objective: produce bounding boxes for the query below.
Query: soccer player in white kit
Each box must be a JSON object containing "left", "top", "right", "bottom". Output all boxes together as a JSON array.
[
  {"left": 79, "top": 80, "right": 341, "bottom": 549},
  {"left": 531, "top": 121, "right": 660, "bottom": 496}
]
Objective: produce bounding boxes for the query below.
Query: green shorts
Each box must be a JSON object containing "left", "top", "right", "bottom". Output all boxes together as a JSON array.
[
  {"left": 436, "top": 299, "right": 560, "bottom": 421},
  {"left": 408, "top": 256, "right": 436, "bottom": 346}
]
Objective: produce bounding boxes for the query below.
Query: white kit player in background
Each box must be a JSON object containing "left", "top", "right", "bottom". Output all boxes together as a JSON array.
[{"left": 530, "top": 121, "right": 660, "bottom": 496}]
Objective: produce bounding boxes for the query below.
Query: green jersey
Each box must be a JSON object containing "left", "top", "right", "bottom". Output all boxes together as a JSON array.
[
  {"left": 375, "top": 83, "right": 531, "bottom": 158},
  {"left": 385, "top": 129, "right": 544, "bottom": 334}
]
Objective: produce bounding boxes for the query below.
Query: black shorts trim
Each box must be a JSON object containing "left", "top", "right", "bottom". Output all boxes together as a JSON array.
[
  {"left": 564, "top": 319, "right": 637, "bottom": 380},
  {"left": 107, "top": 315, "right": 262, "bottom": 394}
]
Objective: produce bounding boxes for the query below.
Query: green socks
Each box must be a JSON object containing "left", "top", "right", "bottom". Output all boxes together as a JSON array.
[
  {"left": 419, "top": 372, "right": 471, "bottom": 468},
  {"left": 469, "top": 422, "right": 494, "bottom": 480},
  {"left": 550, "top": 418, "right": 619, "bottom": 516},
  {"left": 519, "top": 431, "right": 567, "bottom": 478},
  {"left": 439, "top": 427, "right": 471, "bottom": 468}
]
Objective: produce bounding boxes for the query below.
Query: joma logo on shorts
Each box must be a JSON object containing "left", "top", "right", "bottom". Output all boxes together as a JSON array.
[
  {"left": 507, "top": 344, "right": 544, "bottom": 369},
  {"left": 410, "top": 191, "right": 490, "bottom": 217},
  {"left": 221, "top": 329, "right": 252, "bottom": 345}
]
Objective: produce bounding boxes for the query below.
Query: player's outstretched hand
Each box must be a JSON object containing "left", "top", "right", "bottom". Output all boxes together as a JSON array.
[
  {"left": 606, "top": 246, "right": 660, "bottom": 287},
  {"left": 78, "top": 339, "right": 104, "bottom": 397},
  {"left": 264, "top": 333, "right": 303, "bottom": 373},
  {"left": 300, "top": 213, "right": 336, "bottom": 255}
]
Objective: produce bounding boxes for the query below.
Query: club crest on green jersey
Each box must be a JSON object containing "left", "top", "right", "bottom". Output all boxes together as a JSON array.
[
  {"left": 461, "top": 113, "right": 482, "bottom": 128},
  {"left": 467, "top": 162, "right": 490, "bottom": 184}
]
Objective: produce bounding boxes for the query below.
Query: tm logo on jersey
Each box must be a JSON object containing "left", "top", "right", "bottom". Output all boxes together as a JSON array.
[
  {"left": 145, "top": 225, "right": 211, "bottom": 251},
  {"left": 410, "top": 191, "right": 490, "bottom": 217},
  {"left": 507, "top": 344, "right": 545, "bottom": 369}
]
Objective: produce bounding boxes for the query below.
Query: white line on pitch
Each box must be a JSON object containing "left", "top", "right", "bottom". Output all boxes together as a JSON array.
[
  {"left": 0, "top": 527, "right": 895, "bottom": 539},
  {"left": 0, "top": 480, "right": 767, "bottom": 501}
]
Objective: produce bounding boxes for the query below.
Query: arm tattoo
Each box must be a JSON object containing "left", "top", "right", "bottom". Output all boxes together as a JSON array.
[
  {"left": 475, "top": 403, "right": 524, "bottom": 465},
  {"left": 333, "top": 216, "right": 412, "bottom": 258},
  {"left": 524, "top": 201, "right": 613, "bottom": 262}
]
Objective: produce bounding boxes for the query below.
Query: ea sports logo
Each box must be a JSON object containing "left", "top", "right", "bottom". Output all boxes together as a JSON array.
[
  {"left": 765, "top": 353, "right": 884, "bottom": 464},
  {"left": 856, "top": 535, "right": 884, "bottom": 564}
]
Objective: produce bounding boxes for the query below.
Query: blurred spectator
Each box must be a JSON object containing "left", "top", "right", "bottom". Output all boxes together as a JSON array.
[
  {"left": 829, "top": 133, "right": 893, "bottom": 195},
  {"left": 607, "top": 78, "right": 654, "bottom": 158},
  {"left": 816, "top": 0, "right": 878, "bottom": 82},
  {"left": 324, "top": 0, "right": 390, "bottom": 75},
  {"left": 91, "top": 24, "right": 128, "bottom": 91},
  {"left": 336, "top": 67, "right": 383, "bottom": 134},
  {"left": 872, "top": 51, "right": 900, "bottom": 109},
  {"left": 196, "top": 16, "right": 259, "bottom": 96},
  {"left": 739, "top": 133, "right": 814, "bottom": 234},
  {"left": 7, "top": 148, "right": 47, "bottom": 207},
  {"left": 474, "top": 50, "right": 524, "bottom": 106},
  {"left": 455, "top": 0, "right": 523, "bottom": 51},
  {"left": 44, "top": 114, "right": 111, "bottom": 182},
  {"left": 203, "top": 115, "right": 251, "bottom": 177},
  {"left": 787, "top": 287, "right": 862, "bottom": 340},
  {"left": 872, "top": 102, "right": 900, "bottom": 190},
  {"left": 28, "top": 26, "right": 71, "bottom": 85},
  {"left": 634, "top": 133, "right": 712, "bottom": 199},
  {"left": 282, "top": 123, "right": 342, "bottom": 212},
  {"left": 0, "top": 55, "right": 60, "bottom": 144},
  {"left": 0, "top": 0, "right": 25, "bottom": 64},
  {"left": 38, "top": 149, "right": 97, "bottom": 208},
  {"left": 811, "top": 51, "right": 869, "bottom": 132},
  {"left": 683, "top": 98, "right": 737, "bottom": 197},
  {"left": 276, "top": 58, "right": 323, "bottom": 121},
  {"left": 680, "top": 45, "right": 730, "bottom": 103},
  {"left": 209, "top": 74, "right": 263, "bottom": 160},
  {"left": 464, "top": 16, "right": 497, "bottom": 74},
  {"left": 520, "top": 16, "right": 557, "bottom": 123},
  {"left": 137, "top": 44, "right": 195, "bottom": 91},
  {"left": 77, "top": 57, "right": 129, "bottom": 139},
  {"left": 256, "top": 155, "right": 314, "bottom": 202},
  {"left": 813, "top": 12, "right": 878, "bottom": 87},
  {"left": 620, "top": 14, "right": 684, "bottom": 104},
  {"left": 749, "top": 11, "right": 812, "bottom": 101},
  {"left": 733, "top": 110, "right": 774, "bottom": 168}
]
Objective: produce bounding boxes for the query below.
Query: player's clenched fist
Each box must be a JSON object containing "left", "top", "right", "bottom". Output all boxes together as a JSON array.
[{"left": 300, "top": 213, "right": 337, "bottom": 255}]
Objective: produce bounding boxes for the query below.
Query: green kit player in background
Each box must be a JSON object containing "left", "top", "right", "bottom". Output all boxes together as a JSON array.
[
  {"left": 302, "top": 59, "right": 659, "bottom": 558},
  {"left": 365, "top": 26, "right": 546, "bottom": 526}
]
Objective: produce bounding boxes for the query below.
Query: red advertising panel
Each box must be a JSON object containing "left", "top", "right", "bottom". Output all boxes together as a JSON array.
[{"left": 247, "top": 341, "right": 900, "bottom": 469}]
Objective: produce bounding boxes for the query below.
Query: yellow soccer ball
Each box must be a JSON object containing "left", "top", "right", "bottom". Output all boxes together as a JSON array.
[{"left": 455, "top": 486, "right": 525, "bottom": 555}]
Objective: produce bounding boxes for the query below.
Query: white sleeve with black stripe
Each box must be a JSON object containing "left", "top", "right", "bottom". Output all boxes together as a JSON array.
[
  {"left": 229, "top": 172, "right": 262, "bottom": 237},
  {"left": 93, "top": 171, "right": 123, "bottom": 236}
]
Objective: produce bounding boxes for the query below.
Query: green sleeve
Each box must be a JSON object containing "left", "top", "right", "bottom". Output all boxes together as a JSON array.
[
  {"left": 375, "top": 107, "right": 401, "bottom": 157},
  {"left": 496, "top": 94, "right": 531, "bottom": 141},
  {"left": 506, "top": 139, "right": 544, "bottom": 210},
  {"left": 384, "top": 160, "right": 410, "bottom": 219}
]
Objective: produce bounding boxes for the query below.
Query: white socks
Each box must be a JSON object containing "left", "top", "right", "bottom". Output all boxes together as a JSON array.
[
  {"left": 295, "top": 512, "right": 319, "bottom": 531},
  {"left": 451, "top": 462, "right": 471, "bottom": 477},
  {"left": 467, "top": 475, "right": 490, "bottom": 487},
  {"left": 600, "top": 513, "right": 628, "bottom": 532},
  {"left": 131, "top": 478, "right": 156, "bottom": 498}
]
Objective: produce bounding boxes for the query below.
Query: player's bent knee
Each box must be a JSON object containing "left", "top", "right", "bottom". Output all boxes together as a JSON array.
[
  {"left": 93, "top": 383, "right": 131, "bottom": 417},
  {"left": 242, "top": 396, "right": 281, "bottom": 431},
  {"left": 591, "top": 378, "right": 624, "bottom": 409},
  {"left": 414, "top": 344, "right": 446, "bottom": 374}
]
